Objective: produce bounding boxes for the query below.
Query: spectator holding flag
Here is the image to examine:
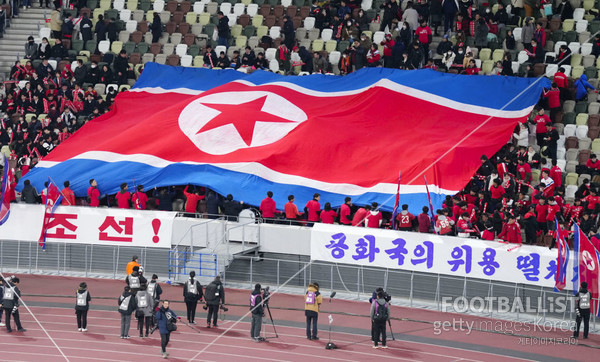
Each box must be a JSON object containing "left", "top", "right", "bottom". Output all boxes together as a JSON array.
[
  {"left": 132, "top": 185, "right": 148, "bottom": 210},
  {"left": 61, "top": 181, "right": 75, "bottom": 206}
]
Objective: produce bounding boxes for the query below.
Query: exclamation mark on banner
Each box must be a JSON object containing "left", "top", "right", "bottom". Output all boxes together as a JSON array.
[{"left": 152, "top": 219, "right": 161, "bottom": 243}]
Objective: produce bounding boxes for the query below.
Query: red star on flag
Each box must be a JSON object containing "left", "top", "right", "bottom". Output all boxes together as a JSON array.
[{"left": 197, "top": 96, "right": 297, "bottom": 146}]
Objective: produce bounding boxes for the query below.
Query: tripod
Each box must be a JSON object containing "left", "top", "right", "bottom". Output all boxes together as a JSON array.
[{"left": 262, "top": 300, "right": 278, "bottom": 339}]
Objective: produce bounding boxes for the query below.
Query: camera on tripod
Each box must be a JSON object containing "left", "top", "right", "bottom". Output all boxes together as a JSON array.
[{"left": 261, "top": 286, "right": 271, "bottom": 304}]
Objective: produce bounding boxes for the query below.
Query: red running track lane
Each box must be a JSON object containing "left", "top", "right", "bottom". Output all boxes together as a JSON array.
[{"left": 1, "top": 274, "right": 597, "bottom": 361}]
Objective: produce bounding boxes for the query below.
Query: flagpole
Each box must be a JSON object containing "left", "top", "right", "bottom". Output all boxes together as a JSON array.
[
  {"left": 391, "top": 171, "right": 401, "bottom": 230},
  {"left": 424, "top": 176, "right": 437, "bottom": 235}
]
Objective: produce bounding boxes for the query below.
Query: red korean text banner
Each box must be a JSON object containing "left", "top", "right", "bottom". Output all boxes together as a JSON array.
[{"left": 0, "top": 204, "right": 176, "bottom": 249}]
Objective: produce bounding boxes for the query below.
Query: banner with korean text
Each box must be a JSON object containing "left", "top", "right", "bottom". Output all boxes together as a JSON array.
[
  {"left": 0, "top": 204, "right": 176, "bottom": 249},
  {"left": 311, "top": 224, "right": 572, "bottom": 289}
]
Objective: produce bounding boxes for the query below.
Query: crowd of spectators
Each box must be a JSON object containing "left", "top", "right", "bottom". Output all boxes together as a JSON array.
[{"left": 2, "top": 0, "right": 600, "bottom": 250}]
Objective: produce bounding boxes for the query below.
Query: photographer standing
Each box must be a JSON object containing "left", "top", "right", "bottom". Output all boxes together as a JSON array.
[
  {"left": 204, "top": 276, "right": 225, "bottom": 328},
  {"left": 250, "top": 284, "right": 265, "bottom": 342},
  {"left": 371, "top": 291, "right": 390, "bottom": 349},
  {"left": 2, "top": 277, "right": 26, "bottom": 333},
  {"left": 155, "top": 300, "right": 178, "bottom": 359},
  {"left": 573, "top": 282, "right": 591, "bottom": 339},
  {"left": 369, "top": 287, "right": 390, "bottom": 344},
  {"left": 304, "top": 282, "right": 322, "bottom": 340},
  {"left": 183, "top": 271, "right": 203, "bottom": 324}
]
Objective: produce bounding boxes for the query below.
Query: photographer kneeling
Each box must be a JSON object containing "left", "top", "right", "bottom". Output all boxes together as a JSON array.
[{"left": 250, "top": 283, "right": 265, "bottom": 342}]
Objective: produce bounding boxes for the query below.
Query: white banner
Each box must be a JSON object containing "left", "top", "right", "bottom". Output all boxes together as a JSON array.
[
  {"left": 0, "top": 204, "right": 176, "bottom": 249},
  {"left": 311, "top": 224, "right": 573, "bottom": 289}
]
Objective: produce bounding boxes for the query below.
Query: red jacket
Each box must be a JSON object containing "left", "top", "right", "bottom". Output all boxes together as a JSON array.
[
  {"left": 550, "top": 166, "right": 562, "bottom": 188},
  {"left": 260, "top": 197, "right": 277, "bottom": 218},
  {"left": 544, "top": 88, "right": 561, "bottom": 109},
  {"left": 546, "top": 203, "right": 561, "bottom": 222},
  {"left": 132, "top": 191, "right": 148, "bottom": 210},
  {"left": 418, "top": 213, "right": 431, "bottom": 233},
  {"left": 435, "top": 216, "right": 453, "bottom": 235},
  {"left": 482, "top": 229, "right": 495, "bottom": 240},
  {"left": 586, "top": 159, "right": 600, "bottom": 170},
  {"left": 183, "top": 186, "right": 205, "bottom": 213},
  {"left": 380, "top": 39, "right": 395, "bottom": 57},
  {"left": 498, "top": 222, "right": 522, "bottom": 243},
  {"left": 320, "top": 210, "right": 338, "bottom": 224},
  {"left": 366, "top": 211, "right": 382, "bottom": 228},
  {"left": 416, "top": 26, "right": 432, "bottom": 44},
  {"left": 61, "top": 187, "right": 76, "bottom": 206},
  {"left": 340, "top": 204, "right": 352, "bottom": 225},
  {"left": 490, "top": 185, "right": 506, "bottom": 200},
  {"left": 116, "top": 191, "right": 131, "bottom": 209},
  {"left": 534, "top": 114, "right": 551, "bottom": 134},
  {"left": 87, "top": 186, "right": 100, "bottom": 207},
  {"left": 517, "top": 163, "right": 532, "bottom": 183},
  {"left": 352, "top": 208, "right": 368, "bottom": 226},
  {"left": 305, "top": 200, "right": 321, "bottom": 222},
  {"left": 396, "top": 211, "right": 415, "bottom": 228},
  {"left": 554, "top": 72, "right": 568, "bottom": 88},
  {"left": 284, "top": 202, "right": 302, "bottom": 219},
  {"left": 536, "top": 204, "right": 548, "bottom": 222}
]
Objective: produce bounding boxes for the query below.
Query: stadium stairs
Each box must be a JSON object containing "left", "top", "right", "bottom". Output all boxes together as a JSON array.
[{"left": 0, "top": 8, "right": 48, "bottom": 77}]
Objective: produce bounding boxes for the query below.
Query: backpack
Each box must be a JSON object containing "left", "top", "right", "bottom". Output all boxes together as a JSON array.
[
  {"left": 77, "top": 291, "right": 87, "bottom": 307},
  {"left": 204, "top": 282, "right": 217, "bottom": 303},
  {"left": 373, "top": 302, "right": 388, "bottom": 323},
  {"left": 147, "top": 283, "right": 156, "bottom": 298},
  {"left": 305, "top": 291, "right": 316, "bottom": 305},
  {"left": 119, "top": 295, "right": 131, "bottom": 311},
  {"left": 138, "top": 294, "right": 148, "bottom": 308},
  {"left": 3, "top": 286, "right": 14, "bottom": 301}
]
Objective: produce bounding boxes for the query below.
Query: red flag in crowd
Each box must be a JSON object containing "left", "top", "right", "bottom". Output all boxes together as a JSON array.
[
  {"left": 0, "top": 156, "right": 12, "bottom": 226},
  {"left": 554, "top": 218, "right": 569, "bottom": 292},
  {"left": 573, "top": 223, "right": 600, "bottom": 317},
  {"left": 38, "top": 179, "right": 63, "bottom": 250}
]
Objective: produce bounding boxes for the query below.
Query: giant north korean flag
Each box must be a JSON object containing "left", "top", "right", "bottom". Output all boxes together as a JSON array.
[{"left": 20, "top": 63, "right": 549, "bottom": 210}]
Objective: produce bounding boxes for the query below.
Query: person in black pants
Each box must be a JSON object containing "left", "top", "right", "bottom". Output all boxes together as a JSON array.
[
  {"left": 75, "top": 282, "right": 91, "bottom": 332},
  {"left": 370, "top": 290, "right": 390, "bottom": 348},
  {"left": 573, "top": 282, "right": 591, "bottom": 339},
  {"left": 155, "top": 300, "right": 178, "bottom": 359},
  {"left": 183, "top": 271, "right": 203, "bottom": 324},
  {"left": 2, "top": 277, "right": 26, "bottom": 333},
  {"left": 204, "top": 276, "right": 225, "bottom": 328}
]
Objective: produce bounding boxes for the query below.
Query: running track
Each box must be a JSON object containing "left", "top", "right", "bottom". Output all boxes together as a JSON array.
[{"left": 1, "top": 275, "right": 597, "bottom": 361}]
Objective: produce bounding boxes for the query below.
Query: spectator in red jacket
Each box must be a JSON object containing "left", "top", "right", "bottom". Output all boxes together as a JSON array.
[
  {"left": 320, "top": 202, "right": 338, "bottom": 224},
  {"left": 586, "top": 154, "right": 600, "bottom": 175},
  {"left": 284, "top": 194, "right": 303, "bottom": 221},
  {"left": 530, "top": 108, "right": 551, "bottom": 147},
  {"left": 260, "top": 191, "right": 277, "bottom": 220},
  {"left": 87, "top": 179, "right": 100, "bottom": 207},
  {"left": 498, "top": 215, "right": 522, "bottom": 243},
  {"left": 546, "top": 196, "right": 561, "bottom": 230},
  {"left": 516, "top": 158, "right": 532, "bottom": 184},
  {"left": 481, "top": 222, "right": 495, "bottom": 240},
  {"left": 490, "top": 178, "right": 505, "bottom": 212},
  {"left": 536, "top": 197, "right": 548, "bottom": 235},
  {"left": 305, "top": 193, "right": 321, "bottom": 223},
  {"left": 338, "top": 197, "right": 352, "bottom": 225},
  {"left": 396, "top": 204, "right": 416, "bottom": 231},
  {"left": 183, "top": 185, "right": 205, "bottom": 214},
  {"left": 549, "top": 159, "right": 562, "bottom": 188},
  {"left": 380, "top": 34, "right": 395, "bottom": 68},
  {"left": 115, "top": 182, "right": 131, "bottom": 209},
  {"left": 61, "top": 180, "right": 76, "bottom": 206},
  {"left": 415, "top": 20, "right": 432, "bottom": 58},
  {"left": 456, "top": 212, "right": 476, "bottom": 237},
  {"left": 554, "top": 67, "right": 568, "bottom": 101},
  {"left": 417, "top": 206, "right": 431, "bottom": 233},
  {"left": 352, "top": 204, "right": 370, "bottom": 226},
  {"left": 132, "top": 185, "right": 148, "bottom": 210},
  {"left": 434, "top": 209, "right": 454, "bottom": 235},
  {"left": 365, "top": 202, "right": 383, "bottom": 228},
  {"left": 543, "top": 83, "right": 561, "bottom": 122},
  {"left": 366, "top": 44, "right": 381, "bottom": 66}
]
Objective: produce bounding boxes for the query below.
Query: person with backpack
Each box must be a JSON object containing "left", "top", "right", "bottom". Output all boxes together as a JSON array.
[
  {"left": 183, "top": 271, "right": 203, "bottom": 325},
  {"left": 118, "top": 286, "right": 137, "bottom": 339},
  {"left": 2, "top": 277, "right": 26, "bottom": 333},
  {"left": 370, "top": 290, "right": 390, "bottom": 348},
  {"left": 304, "top": 282, "right": 322, "bottom": 340},
  {"left": 136, "top": 284, "right": 153, "bottom": 337},
  {"left": 126, "top": 265, "right": 147, "bottom": 296},
  {"left": 250, "top": 283, "right": 265, "bottom": 342},
  {"left": 155, "top": 300, "right": 178, "bottom": 359},
  {"left": 204, "top": 276, "right": 225, "bottom": 328},
  {"left": 147, "top": 274, "right": 163, "bottom": 310},
  {"left": 75, "top": 282, "right": 91, "bottom": 332},
  {"left": 573, "top": 282, "right": 591, "bottom": 339}
]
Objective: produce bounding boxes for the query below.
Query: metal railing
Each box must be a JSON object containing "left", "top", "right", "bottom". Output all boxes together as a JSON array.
[
  {"left": 167, "top": 250, "right": 217, "bottom": 281},
  {"left": 224, "top": 254, "right": 599, "bottom": 334},
  {"left": 0, "top": 240, "right": 170, "bottom": 278}
]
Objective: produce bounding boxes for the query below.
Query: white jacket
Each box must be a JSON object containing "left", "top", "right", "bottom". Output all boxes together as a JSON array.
[{"left": 513, "top": 128, "right": 529, "bottom": 147}]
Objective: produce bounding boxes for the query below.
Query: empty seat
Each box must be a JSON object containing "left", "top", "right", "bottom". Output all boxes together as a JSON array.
[
  {"left": 565, "top": 136, "right": 579, "bottom": 150},
  {"left": 576, "top": 125, "right": 589, "bottom": 139},
  {"left": 321, "top": 28, "right": 333, "bottom": 41},
  {"left": 564, "top": 124, "right": 577, "bottom": 137},
  {"left": 181, "top": 54, "right": 193, "bottom": 66},
  {"left": 98, "top": 40, "right": 110, "bottom": 53},
  {"left": 167, "top": 54, "right": 180, "bottom": 66},
  {"left": 175, "top": 44, "right": 188, "bottom": 56}
]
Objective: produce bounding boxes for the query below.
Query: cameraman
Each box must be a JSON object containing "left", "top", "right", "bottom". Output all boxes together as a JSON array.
[
  {"left": 204, "top": 276, "right": 225, "bottom": 328},
  {"left": 250, "top": 283, "right": 265, "bottom": 342},
  {"left": 369, "top": 287, "right": 390, "bottom": 343}
]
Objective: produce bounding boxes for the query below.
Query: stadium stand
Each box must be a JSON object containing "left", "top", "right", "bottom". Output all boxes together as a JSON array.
[{"left": 2, "top": 0, "right": 600, "bottom": 248}]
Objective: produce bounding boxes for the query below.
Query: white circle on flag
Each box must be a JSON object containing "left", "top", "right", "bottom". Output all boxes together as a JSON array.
[
  {"left": 178, "top": 91, "right": 308, "bottom": 155},
  {"left": 582, "top": 250, "right": 596, "bottom": 271}
]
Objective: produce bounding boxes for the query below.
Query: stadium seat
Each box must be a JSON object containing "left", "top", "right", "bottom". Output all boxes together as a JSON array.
[
  {"left": 142, "top": 52, "right": 155, "bottom": 63},
  {"left": 181, "top": 54, "right": 193, "bottom": 67},
  {"left": 593, "top": 138, "right": 600, "bottom": 152},
  {"left": 128, "top": 0, "right": 139, "bottom": 9},
  {"left": 265, "top": 48, "right": 276, "bottom": 61},
  {"left": 479, "top": 48, "right": 491, "bottom": 61},
  {"left": 576, "top": 125, "right": 589, "bottom": 139},
  {"left": 568, "top": 42, "right": 581, "bottom": 54},
  {"left": 304, "top": 16, "right": 315, "bottom": 30},
  {"left": 576, "top": 113, "right": 589, "bottom": 126},
  {"left": 581, "top": 43, "right": 593, "bottom": 57},
  {"left": 573, "top": 8, "right": 585, "bottom": 22},
  {"left": 571, "top": 53, "right": 582, "bottom": 67},
  {"left": 233, "top": 3, "right": 245, "bottom": 16},
  {"left": 247, "top": 4, "right": 258, "bottom": 16},
  {"left": 564, "top": 124, "right": 577, "bottom": 137},
  {"left": 565, "top": 173, "right": 578, "bottom": 186},
  {"left": 325, "top": 40, "right": 336, "bottom": 53},
  {"left": 482, "top": 60, "right": 494, "bottom": 75},
  {"left": 155, "top": 54, "right": 168, "bottom": 64},
  {"left": 563, "top": 19, "right": 575, "bottom": 32},
  {"left": 163, "top": 43, "right": 175, "bottom": 55},
  {"left": 167, "top": 54, "right": 180, "bottom": 66},
  {"left": 269, "top": 59, "right": 279, "bottom": 72},
  {"left": 589, "top": 103, "right": 600, "bottom": 115},
  {"left": 175, "top": 44, "right": 188, "bottom": 56},
  {"left": 572, "top": 65, "right": 585, "bottom": 79},
  {"left": 321, "top": 29, "right": 333, "bottom": 42},
  {"left": 98, "top": 40, "right": 110, "bottom": 53},
  {"left": 193, "top": 55, "right": 204, "bottom": 67},
  {"left": 588, "top": 126, "right": 600, "bottom": 140},
  {"left": 517, "top": 51, "right": 528, "bottom": 64},
  {"left": 492, "top": 49, "right": 504, "bottom": 62},
  {"left": 513, "top": 27, "right": 522, "bottom": 42},
  {"left": 372, "top": 31, "right": 385, "bottom": 44},
  {"left": 220, "top": 2, "right": 232, "bottom": 14},
  {"left": 563, "top": 100, "right": 576, "bottom": 113},
  {"left": 154, "top": 0, "right": 165, "bottom": 11},
  {"left": 312, "top": 39, "right": 324, "bottom": 51},
  {"left": 576, "top": 20, "right": 588, "bottom": 33}
]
